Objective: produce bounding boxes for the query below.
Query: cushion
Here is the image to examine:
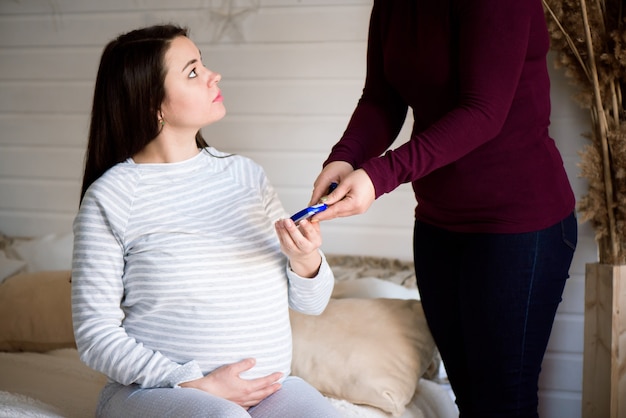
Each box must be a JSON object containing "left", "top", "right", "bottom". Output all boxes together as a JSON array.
[
  {"left": 0, "top": 349, "right": 107, "bottom": 417},
  {"left": 332, "top": 277, "right": 420, "bottom": 300},
  {"left": 290, "top": 298, "right": 436, "bottom": 417},
  {"left": 11, "top": 234, "right": 74, "bottom": 272},
  {"left": 0, "top": 251, "right": 26, "bottom": 284},
  {"left": 0, "top": 270, "right": 75, "bottom": 352}
]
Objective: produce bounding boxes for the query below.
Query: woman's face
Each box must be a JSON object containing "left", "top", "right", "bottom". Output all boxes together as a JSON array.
[{"left": 160, "top": 36, "right": 225, "bottom": 132}]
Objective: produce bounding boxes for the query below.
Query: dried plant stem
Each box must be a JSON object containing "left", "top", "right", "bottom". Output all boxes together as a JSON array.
[
  {"left": 542, "top": 0, "right": 591, "bottom": 80},
  {"left": 592, "top": 0, "right": 606, "bottom": 34},
  {"left": 579, "top": 0, "right": 619, "bottom": 262},
  {"left": 609, "top": 79, "right": 619, "bottom": 126}
]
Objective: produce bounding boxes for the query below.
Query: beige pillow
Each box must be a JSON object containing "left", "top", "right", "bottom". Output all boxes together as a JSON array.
[
  {"left": 0, "top": 270, "right": 75, "bottom": 352},
  {"left": 290, "top": 298, "right": 436, "bottom": 416}
]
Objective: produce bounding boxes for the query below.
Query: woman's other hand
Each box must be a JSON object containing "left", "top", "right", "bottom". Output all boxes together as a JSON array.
[
  {"left": 179, "top": 358, "right": 283, "bottom": 409},
  {"left": 308, "top": 161, "right": 354, "bottom": 205},
  {"left": 310, "top": 168, "right": 375, "bottom": 222}
]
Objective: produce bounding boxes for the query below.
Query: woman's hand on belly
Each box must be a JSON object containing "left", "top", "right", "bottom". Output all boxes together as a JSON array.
[{"left": 179, "top": 358, "right": 283, "bottom": 409}]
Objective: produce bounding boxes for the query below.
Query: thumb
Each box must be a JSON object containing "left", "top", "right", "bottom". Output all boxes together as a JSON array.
[{"left": 320, "top": 183, "right": 345, "bottom": 205}]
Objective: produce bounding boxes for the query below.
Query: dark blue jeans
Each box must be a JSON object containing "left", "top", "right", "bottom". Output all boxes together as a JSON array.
[{"left": 413, "top": 212, "right": 577, "bottom": 418}]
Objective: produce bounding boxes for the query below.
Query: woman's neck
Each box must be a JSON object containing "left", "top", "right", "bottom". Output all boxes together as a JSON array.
[{"left": 133, "top": 134, "right": 201, "bottom": 164}]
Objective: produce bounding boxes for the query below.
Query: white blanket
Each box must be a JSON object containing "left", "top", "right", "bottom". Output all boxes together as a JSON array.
[{"left": 0, "top": 391, "right": 64, "bottom": 418}]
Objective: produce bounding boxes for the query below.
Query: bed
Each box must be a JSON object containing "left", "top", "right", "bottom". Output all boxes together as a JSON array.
[{"left": 0, "top": 233, "right": 458, "bottom": 418}]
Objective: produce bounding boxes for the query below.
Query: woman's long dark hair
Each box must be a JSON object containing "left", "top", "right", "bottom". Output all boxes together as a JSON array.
[{"left": 80, "top": 24, "right": 209, "bottom": 203}]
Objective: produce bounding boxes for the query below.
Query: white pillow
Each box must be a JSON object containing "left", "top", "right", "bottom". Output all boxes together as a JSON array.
[
  {"left": 0, "top": 251, "right": 26, "bottom": 284},
  {"left": 332, "top": 277, "right": 420, "bottom": 300},
  {"left": 11, "top": 233, "right": 73, "bottom": 272}
]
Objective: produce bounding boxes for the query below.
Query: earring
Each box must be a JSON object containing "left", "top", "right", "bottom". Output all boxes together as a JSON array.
[{"left": 159, "top": 118, "right": 165, "bottom": 126}]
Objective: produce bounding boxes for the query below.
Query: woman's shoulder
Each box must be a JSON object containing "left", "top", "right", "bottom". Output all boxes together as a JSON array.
[
  {"left": 202, "top": 147, "right": 268, "bottom": 188},
  {"left": 83, "top": 161, "right": 142, "bottom": 202},
  {"left": 203, "top": 147, "right": 263, "bottom": 172}
]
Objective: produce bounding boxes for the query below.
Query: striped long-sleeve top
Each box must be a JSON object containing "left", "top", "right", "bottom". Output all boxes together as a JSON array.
[{"left": 71, "top": 148, "right": 334, "bottom": 388}]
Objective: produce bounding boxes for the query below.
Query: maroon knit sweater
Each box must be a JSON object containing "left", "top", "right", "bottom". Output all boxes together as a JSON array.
[{"left": 324, "top": 0, "right": 575, "bottom": 233}]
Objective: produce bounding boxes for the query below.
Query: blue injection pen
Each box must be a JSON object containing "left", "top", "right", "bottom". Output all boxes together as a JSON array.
[{"left": 290, "top": 182, "right": 338, "bottom": 224}]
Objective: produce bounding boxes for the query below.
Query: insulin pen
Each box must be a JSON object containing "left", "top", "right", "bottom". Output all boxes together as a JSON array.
[{"left": 290, "top": 182, "right": 338, "bottom": 225}]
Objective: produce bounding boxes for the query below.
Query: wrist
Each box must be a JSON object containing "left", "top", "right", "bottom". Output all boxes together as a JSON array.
[{"left": 289, "top": 253, "right": 322, "bottom": 278}]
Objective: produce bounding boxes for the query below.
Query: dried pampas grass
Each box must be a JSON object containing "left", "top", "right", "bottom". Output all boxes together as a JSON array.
[{"left": 543, "top": 0, "right": 626, "bottom": 264}]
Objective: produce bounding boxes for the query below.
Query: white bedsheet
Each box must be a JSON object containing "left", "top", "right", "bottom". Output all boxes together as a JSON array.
[{"left": 0, "top": 391, "right": 65, "bottom": 418}]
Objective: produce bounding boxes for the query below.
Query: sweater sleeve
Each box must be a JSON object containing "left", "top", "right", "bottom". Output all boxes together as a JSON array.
[
  {"left": 328, "top": 0, "right": 538, "bottom": 198},
  {"left": 71, "top": 179, "right": 203, "bottom": 388},
  {"left": 286, "top": 251, "right": 334, "bottom": 315},
  {"left": 323, "top": 0, "right": 408, "bottom": 171}
]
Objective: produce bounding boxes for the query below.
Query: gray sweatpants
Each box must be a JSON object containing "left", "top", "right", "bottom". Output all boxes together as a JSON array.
[{"left": 96, "top": 376, "right": 341, "bottom": 418}]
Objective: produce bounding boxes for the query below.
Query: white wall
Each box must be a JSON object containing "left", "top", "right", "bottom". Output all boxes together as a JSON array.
[
  {"left": 0, "top": 0, "right": 416, "bottom": 260},
  {"left": 0, "top": 1, "right": 597, "bottom": 416}
]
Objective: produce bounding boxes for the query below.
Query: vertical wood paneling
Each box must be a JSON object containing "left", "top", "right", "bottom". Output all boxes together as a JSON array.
[{"left": 582, "top": 264, "right": 626, "bottom": 418}]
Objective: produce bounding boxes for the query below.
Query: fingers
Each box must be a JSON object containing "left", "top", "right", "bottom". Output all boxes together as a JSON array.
[
  {"left": 317, "top": 181, "right": 346, "bottom": 206},
  {"left": 202, "top": 359, "right": 284, "bottom": 408},
  {"left": 274, "top": 218, "right": 322, "bottom": 277},
  {"left": 229, "top": 357, "right": 256, "bottom": 374},
  {"left": 309, "top": 183, "right": 336, "bottom": 206},
  {"left": 309, "top": 161, "right": 354, "bottom": 205},
  {"left": 311, "top": 169, "right": 375, "bottom": 222},
  {"left": 238, "top": 380, "right": 283, "bottom": 409},
  {"left": 310, "top": 179, "right": 334, "bottom": 206},
  {"left": 239, "top": 383, "right": 283, "bottom": 409},
  {"left": 245, "top": 372, "right": 284, "bottom": 392},
  {"left": 290, "top": 219, "right": 322, "bottom": 250},
  {"left": 274, "top": 218, "right": 321, "bottom": 255},
  {"left": 311, "top": 197, "right": 358, "bottom": 222},
  {"left": 234, "top": 369, "right": 284, "bottom": 408}
]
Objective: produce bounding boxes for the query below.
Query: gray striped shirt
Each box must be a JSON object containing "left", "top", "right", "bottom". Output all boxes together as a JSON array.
[{"left": 72, "top": 148, "right": 334, "bottom": 388}]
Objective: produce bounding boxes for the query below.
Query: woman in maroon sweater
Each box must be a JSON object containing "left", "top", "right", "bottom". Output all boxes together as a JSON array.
[{"left": 310, "top": 1, "right": 577, "bottom": 417}]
